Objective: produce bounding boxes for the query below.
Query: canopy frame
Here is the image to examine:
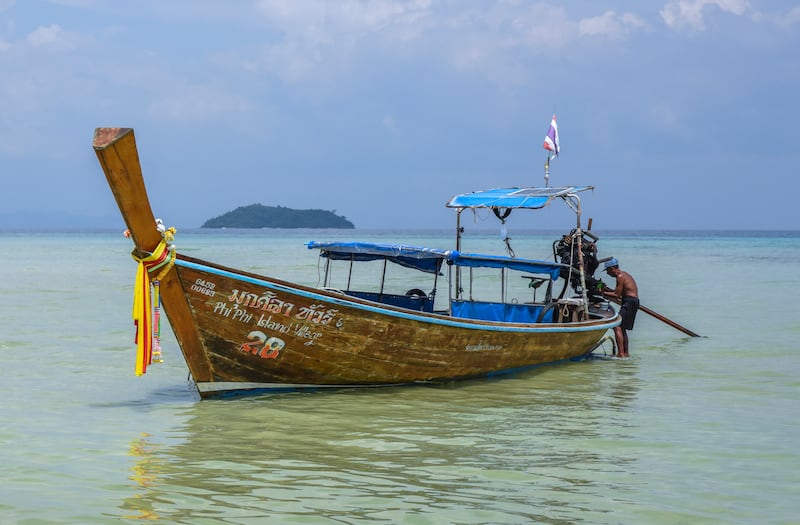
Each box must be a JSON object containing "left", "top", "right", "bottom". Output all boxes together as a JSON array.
[{"left": 446, "top": 186, "right": 593, "bottom": 317}]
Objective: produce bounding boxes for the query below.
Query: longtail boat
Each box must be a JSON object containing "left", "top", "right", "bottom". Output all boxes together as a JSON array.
[{"left": 94, "top": 127, "right": 620, "bottom": 398}]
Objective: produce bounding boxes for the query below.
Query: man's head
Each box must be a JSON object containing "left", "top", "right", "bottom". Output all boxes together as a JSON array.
[{"left": 604, "top": 258, "right": 619, "bottom": 276}]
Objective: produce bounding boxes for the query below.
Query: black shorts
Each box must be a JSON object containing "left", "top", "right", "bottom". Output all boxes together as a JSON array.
[{"left": 620, "top": 297, "right": 639, "bottom": 330}]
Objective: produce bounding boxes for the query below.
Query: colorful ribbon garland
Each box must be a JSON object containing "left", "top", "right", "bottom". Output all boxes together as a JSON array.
[{"left": 131, "top": 231, "right": 176, "bottom": 376}]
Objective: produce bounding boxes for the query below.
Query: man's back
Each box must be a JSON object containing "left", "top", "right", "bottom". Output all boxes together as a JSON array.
[{"left": 616, "top": 271, "right": 638, "bottom": 299}]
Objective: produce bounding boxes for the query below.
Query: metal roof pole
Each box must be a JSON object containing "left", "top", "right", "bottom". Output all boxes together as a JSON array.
[
  {"left": 347, "top": 254, "right": 354, "bottom": 291},
  {"left": 455, "top": 209, "right": 463, "bottom": 300},
  {"left": 325, "top": 256, "right": 331, "bottom": 287},
  {"left": 379, "top": 259, "right": 387, "bottom": 301}
]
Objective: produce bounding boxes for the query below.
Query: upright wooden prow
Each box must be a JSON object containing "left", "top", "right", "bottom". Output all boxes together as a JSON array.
[
  {"left": 93, "top": 128, "right": 161, "bottom": 254},
  {"left": 93, "top": 127, "right": 214, "bottom": 383}
]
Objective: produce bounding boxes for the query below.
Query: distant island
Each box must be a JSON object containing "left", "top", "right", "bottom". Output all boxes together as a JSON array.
[{"left": 202, "top": 204, "right": 355, "bottom": 229}]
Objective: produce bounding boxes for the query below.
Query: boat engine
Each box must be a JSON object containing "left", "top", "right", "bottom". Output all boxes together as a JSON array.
[{"left": 554, "top": 229, "right": 604, "bottom": 301}]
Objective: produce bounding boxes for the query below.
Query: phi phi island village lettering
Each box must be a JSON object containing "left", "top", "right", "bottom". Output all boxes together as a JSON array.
[
  {"left": 213, "top": 302, "right": 254, "bottom": 324},
  {"left": 255, "top": 313, "right": 324, "bottom": 346},
  {"left": 213, "top": 288, "right": 345, "bottom": 353}
]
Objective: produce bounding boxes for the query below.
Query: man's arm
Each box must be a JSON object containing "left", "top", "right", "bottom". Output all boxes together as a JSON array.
[{"left": 601, "top": 281, "right": 618, "bottom": 299}]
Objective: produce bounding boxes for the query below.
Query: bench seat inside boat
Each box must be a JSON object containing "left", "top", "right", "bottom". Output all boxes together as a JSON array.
[{"left": 344, "top": 290, "right": 435, "bottom": 312}]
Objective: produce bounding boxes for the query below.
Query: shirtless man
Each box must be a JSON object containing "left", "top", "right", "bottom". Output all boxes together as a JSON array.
[{"left": 601, "top": 258, "right": 639, "bottom": 357}]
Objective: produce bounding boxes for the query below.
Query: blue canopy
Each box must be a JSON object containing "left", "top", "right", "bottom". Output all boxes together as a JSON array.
[
  {"left": 446, "top": 186, "right": 593, "bottom": 210},
  {"left": 308, "top": 241, "right": 565, "bottom": 280},
  {"left": 307, "top": 241, "right": 454, "bottom": 274},
  {"left": 451, "top": 253, "right": 565, "bottom": 281}
]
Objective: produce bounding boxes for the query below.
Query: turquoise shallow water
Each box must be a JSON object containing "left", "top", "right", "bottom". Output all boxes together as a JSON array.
[{"left": 1, "top": 229, "right": 798, "bottom": 524}]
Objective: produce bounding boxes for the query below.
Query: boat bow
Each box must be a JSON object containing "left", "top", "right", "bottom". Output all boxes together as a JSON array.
[{"left": 93, "top": 127, "right": 214, "bottom": 382}]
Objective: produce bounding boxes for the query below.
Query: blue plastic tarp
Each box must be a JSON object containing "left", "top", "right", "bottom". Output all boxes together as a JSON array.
[
  {"left": 451, "top": 253, "right": 564, "bottom": 280},
  {"left": 307, "top": 241, "right": 454, "bottom": 274},
  {"left": 450, "top": 301, "right": 554, "bottom": 323},
  {"left": 307, "top": 241, "right": 567, "bottom": 280},
  {"left": 446, "top": 186, "right": 593, "bottom": 209}
]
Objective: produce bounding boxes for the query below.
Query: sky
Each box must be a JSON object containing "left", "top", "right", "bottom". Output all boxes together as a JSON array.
[{"left": 1, "top": 0, "right": 799, "bottom": 231}]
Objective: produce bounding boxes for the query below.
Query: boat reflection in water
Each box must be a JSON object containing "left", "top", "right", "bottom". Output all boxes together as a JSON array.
[{"left": 118, "top": 361, "right": 639, "bottom": 522}]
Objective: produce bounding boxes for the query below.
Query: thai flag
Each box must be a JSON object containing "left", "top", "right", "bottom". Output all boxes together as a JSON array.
[{"left": 543, "top": 114, "right": 559, "bottom": 158}]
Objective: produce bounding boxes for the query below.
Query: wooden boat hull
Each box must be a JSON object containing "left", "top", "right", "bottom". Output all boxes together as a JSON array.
[{"left": 174, "top": 254, "right": 617, "bottom": 397}]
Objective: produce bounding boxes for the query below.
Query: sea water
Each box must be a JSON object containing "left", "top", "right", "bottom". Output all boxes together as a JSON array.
[{"left": 0, "top": 229, "right": 798, "bottom": 524}]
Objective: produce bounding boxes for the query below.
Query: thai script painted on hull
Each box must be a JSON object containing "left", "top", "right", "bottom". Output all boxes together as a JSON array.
[
  {"left": 188, "top": 279, "right": 344, "bottom": 352},
  {"left": 228, "top": 288, "right": 342, "bottom": 327}
]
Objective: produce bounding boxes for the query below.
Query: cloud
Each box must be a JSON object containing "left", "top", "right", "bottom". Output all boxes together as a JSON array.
[
  {"left": 751, "top": 6, "right": 800, "bottom": 27},
  {"left": 447, "top": 3, "right": 577, "bottom": 68},
  {"left": 255, "top": 0, "right": 431, "bottom": 35},
  {"left": 25, "top": 24, "right": 85, "bottom": 51},
  {"left": 146, "top": 83, "right": 253, "bottom": 122},
  {"left": 775, "top": 6, "right": 800, "bottom": 26},
  {"left": 252, "top": 0, "right": 432, "bottom": 82},
  {"left": 0, "top": 22, "right": 95, "bottom": 155},
  {"left": 47, "top": 0, "right": 99, "bottom": 7},
  {"left": 579, "top": 11, "right": 648, "bottom": 39},
  {"left": 660, "top": 0, "right": 751, "bottom": 31},
  {"left": 252, "top": 1, "right": 648, "bottom": 87},
  {"left": 26, "top": 24, "right": 64, "bottom": 46}
]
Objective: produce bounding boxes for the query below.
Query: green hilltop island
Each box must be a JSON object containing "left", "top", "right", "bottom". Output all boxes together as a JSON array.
[{"left": 202, "top": 203, "right": 354, "bottom": 229}]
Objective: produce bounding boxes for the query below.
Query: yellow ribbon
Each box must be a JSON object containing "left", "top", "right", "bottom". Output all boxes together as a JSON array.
[{"left": 131, "top": 238, "right": 175, "bottom": 376}]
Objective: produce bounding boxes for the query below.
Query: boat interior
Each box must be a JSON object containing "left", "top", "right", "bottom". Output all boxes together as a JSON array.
[{"left": 307, "top": 240, "right": 613, "bottom": 323}]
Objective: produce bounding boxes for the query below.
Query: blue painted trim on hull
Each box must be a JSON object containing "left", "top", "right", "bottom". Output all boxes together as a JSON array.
[{"left": 175, "top": 259, "right": 620, "bottom": 334}]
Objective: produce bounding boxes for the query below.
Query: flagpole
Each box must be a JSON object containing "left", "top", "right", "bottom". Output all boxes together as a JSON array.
[{"left": 544, "top": 155, "right": 550, "bottom": 187}]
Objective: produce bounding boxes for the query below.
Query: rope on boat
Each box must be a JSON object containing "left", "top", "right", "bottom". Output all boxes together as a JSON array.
[
  {"left": 588, "top": 335, "right": 617, "bottom": 357},
  {"left": 130, "top": 223, "right": 176, "bottom": 376},
  {"left": 492, "top": 207, "right": 516, "bottom": 258}
]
